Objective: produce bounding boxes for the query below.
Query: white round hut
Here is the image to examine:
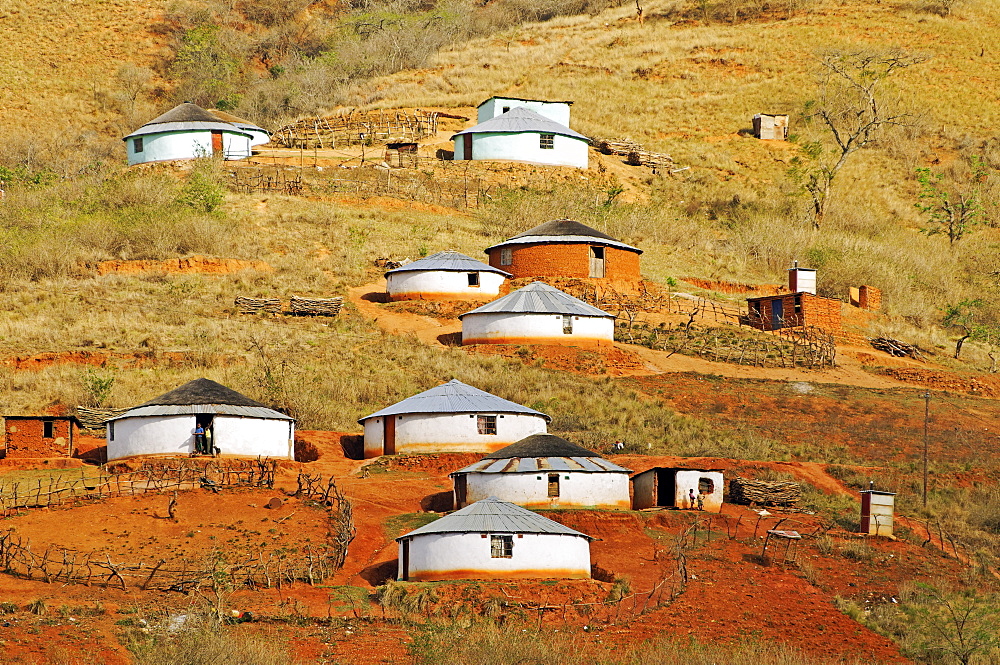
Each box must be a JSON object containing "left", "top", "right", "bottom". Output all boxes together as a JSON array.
[
  {"left": 450, "top": 434, "right": 631, "bottom": 510},
  {"left": 358, "top": 379, "right": 549, "bottom": 459},
  {"left": 106, "top": 378, "right": 294, "bottom": 461},
  {"left": 459, "top": 281, "right": 615, "bottom": 348},
  {"left": 384, "top": 251, "right": 511, "bottom": 301},
  {"left": 396, "top": 497, "right": 593, "bottom": 581},
  {"left": 122, "top": 102, "right": 253, "bottom": 165},
  {"left": 452, "top": 107, "right": 589, "bottom": 169},
  {"left": 207, "top": 109, "right": 272, "bottom": 147}
]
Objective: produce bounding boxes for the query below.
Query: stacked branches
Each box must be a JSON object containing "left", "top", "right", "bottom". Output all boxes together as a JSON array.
[
  {"left": 730, "top": 477, "right": 802, "bottom": 506},
  {"left": 273, "top": 110, "right": 439, "bottom": 149},
  {"left": 289, "top": 296, "right": 344, "bottom": 316}
]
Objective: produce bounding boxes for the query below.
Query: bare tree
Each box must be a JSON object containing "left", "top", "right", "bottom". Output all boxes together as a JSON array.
[{"left": 788, "top": 49, "right": 927, "bottom": 229}]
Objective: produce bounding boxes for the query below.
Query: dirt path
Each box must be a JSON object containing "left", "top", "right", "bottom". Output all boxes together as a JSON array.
[{"left": 346, "top": 281, "right": 461, "bottom": 347}]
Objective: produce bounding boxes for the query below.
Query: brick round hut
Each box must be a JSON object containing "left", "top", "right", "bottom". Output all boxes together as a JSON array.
[
  {"left": 484, "top": 219, "right": 642, "bottom": 288},
  {"left": 384, "top": 251, "right": 511, "bottom": 301},
  {"left": 358, "top": 379, "right": 550, "bottom": 458},
  {"left": 450, "top": 434, "right": 631, "bottom": 510},
  {"left": 396, "top": 497, "right": 593, "bottom": 581},
  {"left": 106, "top": 378, "right": 294, "bottom": 461},
  {"left": 459, "top": 281, "right": 615, "bottom": 348},
  {"left": 122, "top": 102, "right": 253, "bottom": 165}
]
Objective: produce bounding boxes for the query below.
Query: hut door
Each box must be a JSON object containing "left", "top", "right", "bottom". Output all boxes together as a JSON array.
[
  {"left": 463, "top": 134, "right": 473, "bottom": 160},
  {"left": 211, "top": 130, "right": 224, "bottom": 155},
  {"left": 454, "top": 474, "right": 467, "bottom": 507},
  {"left": 589, "top": 246, "right": 606, "bottom": 278},
  {"left": 400, "top": 539, "right": 410, "bottom": 581},
  {"left": 770, "top": 299, "right": 784, "bottom": 329},
  {"left": 384, "top": 416, "right": 396, "bottom": 455},
  {"left": 547, "top": 473, "right": 560, "bottom": 497},
  {"left": 656, "top": 469, "right": 674, "bottom": 507}
]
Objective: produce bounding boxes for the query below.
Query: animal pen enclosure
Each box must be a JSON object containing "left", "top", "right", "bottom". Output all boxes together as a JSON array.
[{"left": 273, "top": 110, "right": 439, "bottom": 149}]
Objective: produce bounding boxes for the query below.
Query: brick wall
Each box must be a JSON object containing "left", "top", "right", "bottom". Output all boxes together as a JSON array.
[
  {"left": 747, "top": 292, "right": 842, "bottom": 332},
  {"left": 3, "top": 417, "right": 77, "bottom": 458},
  {"left": 858, "top": 285, "right": 881, "bottom": 311},
  {"left": 486, "top": 243, "right": 641, "bottom": 286}
]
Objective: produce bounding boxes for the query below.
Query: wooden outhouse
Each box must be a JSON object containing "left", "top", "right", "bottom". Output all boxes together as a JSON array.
[
  {"left": 631, "top": 467, "right": 724, "bottom": 513},
  {"left": 859, "top": 490, "right": 895, "bottom": 536},
  {"left": 2, "top": 415, "right": 80, "bottom": 459},
  {"left": 753, "top": 114, "right": 789, "bottom": 140}
]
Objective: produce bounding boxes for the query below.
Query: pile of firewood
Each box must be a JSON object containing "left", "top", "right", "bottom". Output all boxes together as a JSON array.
[
  {"left": 290, "top": 296, "right": 344, "bottom": 316},
  {"left": 868, "top": 336, "right": 924, "bottom": 360},
  {"left": 592, "top": 137, "right": 673, "bottom": 170},
  {"left": 235, "top": 296, "right": 281, "bottom": 314},
  {"left": 729, "top": 477, "right": 802, "bottom": 506}
]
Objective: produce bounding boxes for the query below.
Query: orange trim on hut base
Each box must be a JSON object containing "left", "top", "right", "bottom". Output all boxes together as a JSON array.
[
  {"left": 365, "top": 440, "right": 526, "bottom": 458},
  {"left": 462, "top": 336, "right": 612, "bottom": 348},
  {"left": 389, "top": 292, "right": 495, "bottom": 302},
  {"left": 406, "top": 567, "right": 591, "bottom": 581}
]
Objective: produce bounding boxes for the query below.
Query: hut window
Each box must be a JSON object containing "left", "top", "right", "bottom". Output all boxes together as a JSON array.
[
  {"left": 502, "top": 106, "right": 510, "bottom": 113},
  {"left": 794, "top": 294, "right": 802, "bottom": 314},
  {"left": 133, "top": 137, "right": 143, "bottom": 153},
  {"left": 477, "top": 415, "right": 497, "bottom": 435},
  {"left": 109, "top": 421, "right": 115, "bottom": 441},
  {"left": 500, "top": 248, "right": 513, "bottom": 266},
  {"left": 562, "top": 315, "right": 573, "bottom": 334},
  {"left": 491, "top": 534, "right": 514, "bottom": 558},
  {"left": 547, "top": 473, "right": 560, "bottom": 498},
  {"left": 539, "top": 133, "right": 555, "bottom": 150},
  {"left": 750, "top": 300, "right": 761, "bottom": 318},
  {"left": 467, "top": 272, "right": 480, "bottom": 287},
  {"left": 698, "top": 477, "right": 715, "bottom": 494},
  {"left": 42, "top": 420, "right": 54, "bottom": 438}
]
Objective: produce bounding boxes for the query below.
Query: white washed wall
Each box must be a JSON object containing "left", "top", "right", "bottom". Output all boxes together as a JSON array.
[
  {"left": 386, "top": 270, "right": 506, "bottom": 299},
  {"left": 462, "top": 312, "right": 614, "bottom": 346},
  {"left": 362, "top": 412, "right": 547, "bottom": 458},
  {"left": 453, "top": 132, "right": 588, "bottom": 169},
  {"left": 126, "top": 130, "right": 251, "bottom": 165},
  {"left": 108, "top": 415, "right": 292, "bottom": 460},
  {"left": 460, "top": 471, "right": 630, "bottom": 509},
  {"left": 477, "top": 99, "right": 572, "bottom": 125}
]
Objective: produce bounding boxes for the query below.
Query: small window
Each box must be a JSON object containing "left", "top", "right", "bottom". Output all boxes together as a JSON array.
[
  {"left": 491, "top": 534, "right": 514, "bottom": 558},
  {"left": 562, "top": 315, "right": 573, "bottom": 335},
  {"left": 477, "top": 415, "right": 497, "bottom": 435},
  {"left": 133, "top": 137, "right": 144, "bottom": 153},
  {"left": 750, "top": 301, "right": 761, "bottom": 316},
  {"left": 42, "top": 420, "right": 54, "bottom": 438},
  {"left": 502, "top": 106, "right": 510, "bottom": 113},
  {"left": 109, "top": 421, "right": 115, "bottom": 441},
  {"left": 794, "top": 294, "right": 802, "bottom": 314},
  {"left": 698, "top": 477, "right": 715, "bottom": 494},
  {"left": 467, "top": 272, "right": 480, "bottom": 287},
  {"left": 547, "top": 473, "right": 560, "bottom": 498},
  {"left": 500, "top": 247, "right": 513, "bottom": 266},
  {"left": 539, "top": 133, "right": 555, "bottom": 150}
]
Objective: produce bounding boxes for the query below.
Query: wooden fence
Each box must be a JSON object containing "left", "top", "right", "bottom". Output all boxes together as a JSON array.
[
  {"left": 0, "top": 469, "right": 354, "bottom": 592},
  {"left": 273, "top": 110, "right": 439, "bottom": 150}
]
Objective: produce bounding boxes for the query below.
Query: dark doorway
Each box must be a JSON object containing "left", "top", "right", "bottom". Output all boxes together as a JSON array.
[
  {"left": 454, "top": 474, "right": 467, "bottom": 506},
  {"left": 400, "top": 540, "right": 410, "bottom": 581},
  {"left": 656, "top": 469, "right": 675, "bottom": 507},
  {"left": 211, "top": 130, "right": 223, "bottom": 154},
  {"left": 770, "top": 298, "right": 784, "bottom": 329},
  {"left": 463, "top": 133, "right": 473, "bottom": 160},
  {"left": 384, "top": 416, "right": 396, "bottom": 455},
  {"left": 195, "top": 414, "right": 216, "bottom": 455}
]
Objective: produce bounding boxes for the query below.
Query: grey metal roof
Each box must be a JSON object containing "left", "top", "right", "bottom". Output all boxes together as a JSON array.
[
  {"left": 123, "top": 102, "right": 251, "bottom": 140},
  {"left": 207, "top": 109, "right": 271, "bottom": 135},
  {"left": 358, "top": 379, "right": 550, "bottom": 423},
  {"left": 452, "top": 456, "right": 630, "bottom": 475},
  {"left": 452, "top": 107, "right": 586, "bottom": 140},
  {"left": 110, "top": 378, "right": 294, "bottom": 421},
  {"left": 397, "top": 497, "right": 593, "bottom": 540},
  {"left": 478, "top": 96, "right": 574, "bottom": 107},
  {"left": 484, "top": 219, "right": 641, "bottom": 254},
  {"left": 458, "top": 282, "right": 613, "bottom": 319},
  {"left": 384, "top": 251, "right": 512, "bottom": 277},
  {"left": 108, "top": 404, "right": 293, "bottom": 422}
]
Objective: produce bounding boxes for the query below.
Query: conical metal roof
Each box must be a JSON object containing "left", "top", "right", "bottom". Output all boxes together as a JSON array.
[
  {"left": 123, "top": 102, "right": 252, "bottom": 140},
  {"left": 358, "top": 379, "right": 550, "bottom": 423},
  {"left": 396, "top": 497, "right": 593, "bottom": 540},
  {"left": 207, "top": 108, "right": 270, "bottom": 134},
  {"left": 458, "top": 282, "right": 613, "bottom": 319},
  {"left": 452, "top": 107, "right": 586, "bottom": 140},
  {"left": 109, "top": 378, "right": 293, "bottom": 421},
  {"left": 384, "top": 251, "right": 511, "bottom": 277},
  {"left": 484, "top": 219, "right": 642, "bottom": 254}
]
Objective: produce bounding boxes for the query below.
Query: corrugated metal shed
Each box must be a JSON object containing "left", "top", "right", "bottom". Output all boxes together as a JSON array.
[
  {"left": 358, "top": 379, "right": 550, "bottom": 423},
  {"left": 123, "top": 102, "right": 250, "bottom": 140},
  {"left": 484, "top": 219, "right": 642, "bottom": 254},
  {"left": 458, "top": 282, "right": 613, "bottom": 319},
  {"left": 452, "top": 107, "right": 586, "bottom": 140},
  {"left": 384, "top": 251, "right": 512, "bottom": 277},
  {"left": 397, "top": 497, "right": 592, "bottom": 539},
  {"left": 452, "top": 455, "right": 630, "bottom": 475}
]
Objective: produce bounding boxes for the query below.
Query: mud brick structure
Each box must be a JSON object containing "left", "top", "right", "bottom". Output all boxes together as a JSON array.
[
  {"left": 485, "top": 219, "right": 642, "bottom": 292},
  {"left": 852, "top": 285, "right": 882, "bottom": 311},
  {"left": 3, "top": 416, "right": 79, "bottom": 458},
  {"left": 746, "top": 291, "right": 842, "bottom": 332}
]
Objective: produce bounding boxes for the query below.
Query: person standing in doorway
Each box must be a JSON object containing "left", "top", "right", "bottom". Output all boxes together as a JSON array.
[
  {"left": 688, "top": 488, "right": 696, "bottom": 510},
  {"left": 194, "top": 424, "right": 205, "bottom": 454}
]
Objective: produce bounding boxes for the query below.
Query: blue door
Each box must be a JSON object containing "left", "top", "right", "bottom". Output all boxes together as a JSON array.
[{"left": 771, "top": 299, "right": 783, "bottom": 329}]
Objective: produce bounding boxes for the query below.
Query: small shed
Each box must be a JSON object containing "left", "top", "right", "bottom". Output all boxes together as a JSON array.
[
  {"left": 358, "top": 379, "right": 550, "bottom": 458},
  {"left": 384, "top": 251, "right": 511, "bottom": 301},
  {"left": 753, "top": 114, "right": 789, "bottom": 140},
  {"left": 207, "top": 109, "right": 272, "bottom": 147},
  {"left": 452, "top": 107, "right": 589, "bottom": 169},
  {"left": 631, "top": 467, "right": 724, "bottom": 513},
  {"left": 106, "top": 378, "right": 294, "bottom": 461},
  {"left": 450, "top": 434, "right": 631, "bottom": 510},
  {"left": 484, "top": 219, "right": 643, "bottom": 286},
  {"left": 860, "top": 490, "right": 895, "bottom": 537},
  {"left": 477, "top": 97, "right": 573, "bottom": 126},
  {"left": 383, "top": 142, "right": 418, "bottom": 168},
  {"left": 2, "top": 415, "right": 80, "bottom": 459},
  {"left": 122, "top": 102, "right": 253, "bottom": 165},
  {"left": 459, "top": 281, "right": 616, "bottom": 348},
  {"left": 745, "top": 265, "right": 841, "bottom": 332},
  {"left": 396, "top": 496, "right": 593, "bottom": 581}
]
